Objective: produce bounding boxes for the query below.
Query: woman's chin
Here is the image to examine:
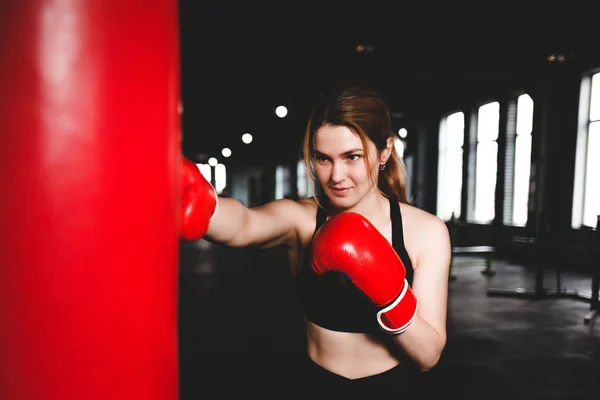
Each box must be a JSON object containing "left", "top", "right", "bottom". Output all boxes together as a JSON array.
[{"left": 326, "top": 194, "right": 354, "bottom": 209}]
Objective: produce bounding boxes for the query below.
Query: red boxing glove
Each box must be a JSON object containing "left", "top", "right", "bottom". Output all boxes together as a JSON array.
[
  {"left": 181, "top": 157, "right": 217, "bottom": 241},
  {"left": 310, "top": 212, "right": 417, "bottom": 334}
]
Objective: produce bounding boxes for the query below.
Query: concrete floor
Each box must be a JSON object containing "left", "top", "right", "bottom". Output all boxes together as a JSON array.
[{"left": 178, "top": 239, "right": 600, "bottom": 399}]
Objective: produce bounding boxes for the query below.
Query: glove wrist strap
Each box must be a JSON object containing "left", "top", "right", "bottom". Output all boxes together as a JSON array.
[{"left": 376, "top": 278, "right": 418, "bottom": 334}]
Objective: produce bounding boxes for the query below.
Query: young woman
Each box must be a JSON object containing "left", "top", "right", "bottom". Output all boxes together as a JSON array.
[{"left": 181, "top": 84, "right": 451, "bottom": 398}]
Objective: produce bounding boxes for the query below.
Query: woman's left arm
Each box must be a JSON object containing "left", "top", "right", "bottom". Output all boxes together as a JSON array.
[{"left": 390, "top": 214, "right": 451, "bottom": 371}]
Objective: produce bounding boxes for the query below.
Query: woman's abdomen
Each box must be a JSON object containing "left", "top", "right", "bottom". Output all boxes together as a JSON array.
[{"left": 305, "top": 319, "right": 400, "bottom": 379}]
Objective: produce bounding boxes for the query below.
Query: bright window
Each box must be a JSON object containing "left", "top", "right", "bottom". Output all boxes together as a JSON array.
[
  {"left": 214, "top": 163, "right": 226, "bottom": 194},
  {"left": 502, "top": 93, "right": 535, "bottom": 226},
  {"left": 275, "top": 164, "right": 291, "bottom": 200},
  {"left": 473, "top": 101, "right": 499, "bottom": 223},
  {"left": 395, "top": 128, "right": 407, "bottom": 159},
  {"left": 437, "top": 112, "right": 464, "bottom": 220},
  {"left": 394, "top": 136, "right": 405, "bottom": 158},
  {"left": 297, "top": 160, "right": 309, "bottom": 198},
  {"left": 573, "top": 71, "right": 600, "bottom": 228}
]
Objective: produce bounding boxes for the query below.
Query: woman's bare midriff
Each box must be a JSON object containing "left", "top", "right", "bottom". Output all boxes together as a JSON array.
[{"left": 305, "top": 319, "right": 401, "bottom": 379}]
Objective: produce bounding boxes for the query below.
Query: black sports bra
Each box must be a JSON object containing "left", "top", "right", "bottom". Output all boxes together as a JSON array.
[{"left": 295, "top": 196, "right": 414, "bottom": 334}]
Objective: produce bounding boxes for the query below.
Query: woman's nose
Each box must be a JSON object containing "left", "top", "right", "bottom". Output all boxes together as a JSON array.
[{"left": 330, "top": 161, "right": 346, "bottom": 183}]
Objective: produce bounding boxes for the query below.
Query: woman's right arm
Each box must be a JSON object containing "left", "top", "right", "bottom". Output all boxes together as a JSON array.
[
  {"left": 204, "top": 196, "right": 307, "bottom": 249},
  {"left": 181, "top": 156, "right": 309, "bottom": 249}
]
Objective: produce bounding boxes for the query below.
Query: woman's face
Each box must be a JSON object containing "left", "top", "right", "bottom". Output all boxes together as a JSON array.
[{"left": 313, "top": 124, "right": 381, "bottom": 209}]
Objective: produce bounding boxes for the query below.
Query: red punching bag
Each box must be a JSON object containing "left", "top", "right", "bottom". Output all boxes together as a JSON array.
[{"left": 0, "top": 1, "right": 181, "bottom": 399}]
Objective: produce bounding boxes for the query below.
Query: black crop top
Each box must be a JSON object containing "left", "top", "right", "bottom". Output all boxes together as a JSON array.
[{"left": 295, "top": 196, "right": 414, "bottom": 334}]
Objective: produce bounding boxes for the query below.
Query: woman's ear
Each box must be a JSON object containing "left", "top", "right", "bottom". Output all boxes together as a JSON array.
[{"left": 381, "top": 137, "right": 394, "bottom": 164}]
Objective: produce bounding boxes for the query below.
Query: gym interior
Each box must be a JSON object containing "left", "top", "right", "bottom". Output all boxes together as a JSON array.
[
  {"left": 2, "top": 1, "right": 599, "bottom": 399},
  {"left": 179, "top": 2, "right": 600, "bottom": 399}
]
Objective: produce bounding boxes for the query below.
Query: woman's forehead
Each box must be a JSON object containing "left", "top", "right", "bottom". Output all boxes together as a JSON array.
[{"left": 314, "top": 125, "right": 363, "bottom": 150}]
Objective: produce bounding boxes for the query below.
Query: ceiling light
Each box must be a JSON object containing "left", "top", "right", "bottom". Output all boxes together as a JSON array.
[
  {"left": 242, "top": 133, "right": 253, "bottom": 144},
  {"left": 275, "top": 105, "right": 288, "bottom": 118}
]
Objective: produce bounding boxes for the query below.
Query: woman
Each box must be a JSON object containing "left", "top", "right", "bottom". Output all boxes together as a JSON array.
[{"left": 181, "top": 84, "right": 451, "bottom": 398}]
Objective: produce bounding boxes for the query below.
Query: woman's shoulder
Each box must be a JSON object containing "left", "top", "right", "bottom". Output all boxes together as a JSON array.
[
  {"left": 295, "top": 196, "right": 320, "bottom": 216},
  {"left": 277, "top": 196, "right": 321, "bottom": 247},
  {"left": 398, "top": 202, "right": 451, "bottom": 268},
  {"left": 398, "top": 202, "right": 450, "bottom": 239}
]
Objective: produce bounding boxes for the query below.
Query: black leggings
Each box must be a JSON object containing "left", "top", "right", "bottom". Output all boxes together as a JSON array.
[{"left": 287, "top": 356, "right": 423, "bottom": 400}]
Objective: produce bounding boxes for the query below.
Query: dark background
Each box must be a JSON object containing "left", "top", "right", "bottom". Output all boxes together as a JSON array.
[{"left": 179, "top": 0, "right": 600, "bottom": 166}]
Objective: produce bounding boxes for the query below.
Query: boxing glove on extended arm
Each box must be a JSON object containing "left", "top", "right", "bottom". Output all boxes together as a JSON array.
[
  {"left": 181, "top": 157, "right": 217, "bottom": 241},
  {"left": 310, "top": 212, "right": 417, "bottom": 334}
]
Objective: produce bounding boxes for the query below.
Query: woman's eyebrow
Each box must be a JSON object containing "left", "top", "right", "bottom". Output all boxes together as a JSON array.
[{"left": 314, "top": 148, "right": 363, "bottom": 157}]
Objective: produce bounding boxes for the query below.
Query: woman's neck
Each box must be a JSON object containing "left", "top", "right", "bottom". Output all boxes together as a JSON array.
[{"left": 332, "top": 190, "right": 389, "bottom": 221}]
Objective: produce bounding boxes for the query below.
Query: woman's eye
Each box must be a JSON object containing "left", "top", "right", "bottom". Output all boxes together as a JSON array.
[
  {"left": 315, "top": 155, "right": 330, "bottom": 163},
  {"left": 347, "top": 154, "right": 360, "bottom": 161}
]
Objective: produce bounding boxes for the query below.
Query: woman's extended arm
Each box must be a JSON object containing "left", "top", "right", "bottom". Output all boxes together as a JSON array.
[
  {"left": 181, "top": 156, "right": 307, "bottom": 249},
  {"left": 204, "top": 196, "right": 306, "bottom": 249}
]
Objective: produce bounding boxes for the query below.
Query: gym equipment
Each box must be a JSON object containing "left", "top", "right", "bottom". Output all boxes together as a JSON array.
[
  {"left": 487, "top": 218, "right": 600, "bottom": 326},
  {"left": 1, "top": 1, "right": 181, "bottom": 399}
]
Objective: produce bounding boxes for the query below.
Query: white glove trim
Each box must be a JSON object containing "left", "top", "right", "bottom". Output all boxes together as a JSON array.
[{"left": 376, "top": 278, "right": 418, "bottom": 334}]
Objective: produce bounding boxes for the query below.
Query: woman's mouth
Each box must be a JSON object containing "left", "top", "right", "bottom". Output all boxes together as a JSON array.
[{"left": 330, "top": 187, "right": 351, "bottom": 196}]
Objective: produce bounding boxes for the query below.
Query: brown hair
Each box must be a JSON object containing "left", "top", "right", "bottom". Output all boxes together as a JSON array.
[{"left": 301, "top": 84, "right": 408, "bottom": 204}]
